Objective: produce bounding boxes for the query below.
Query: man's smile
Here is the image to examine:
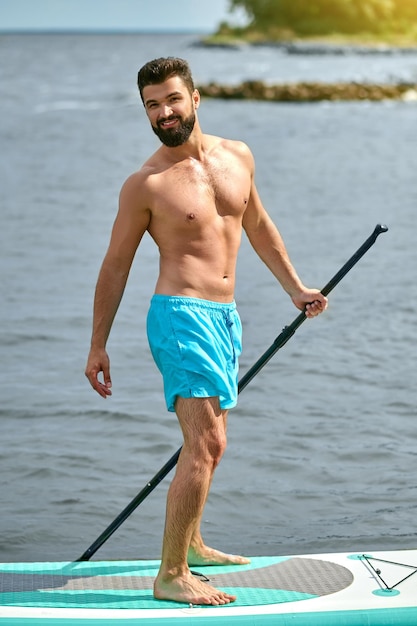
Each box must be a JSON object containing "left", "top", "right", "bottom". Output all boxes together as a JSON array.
[{"left": 158, "top": 117, "right": 179, "bottom": 129}]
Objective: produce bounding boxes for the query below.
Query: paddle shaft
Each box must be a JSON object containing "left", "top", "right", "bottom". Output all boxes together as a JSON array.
[
  {"left": 238, "top": 223, "right": 388, "bottom": 393},
  {"left": 77, "top": 223, "right": 387, "bottom": 561}
]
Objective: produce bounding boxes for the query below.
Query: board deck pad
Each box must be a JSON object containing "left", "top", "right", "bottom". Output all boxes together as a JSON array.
[{"left": 0, "top": 556, "right": 353, "bottom": 610}]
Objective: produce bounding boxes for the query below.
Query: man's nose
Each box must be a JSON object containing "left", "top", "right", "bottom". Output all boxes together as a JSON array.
[{"left": 160, "top": 104, "right": 174, "bottom": 118}]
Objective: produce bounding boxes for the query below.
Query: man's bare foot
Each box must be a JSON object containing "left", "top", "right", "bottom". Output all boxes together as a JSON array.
[
  {"left": 154, "top": 569, "right": 236, "bottom": 605},
  {"left": 187, "top": 545, "right": 250, "bottom": 567}
]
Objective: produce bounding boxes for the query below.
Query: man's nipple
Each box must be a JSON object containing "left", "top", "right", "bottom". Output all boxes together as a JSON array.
[{"left": 187, "top": 212, "right": 196, "bottom": 221}]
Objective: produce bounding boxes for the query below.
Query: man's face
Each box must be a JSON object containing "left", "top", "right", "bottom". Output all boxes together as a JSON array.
[{"left": 142, "top": 76, "right": 197, "bottom": 147}]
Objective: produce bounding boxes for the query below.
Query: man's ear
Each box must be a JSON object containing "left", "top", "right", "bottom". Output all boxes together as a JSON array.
[{"left": 193, "top": 89, "right": 200, "bottom": 109}]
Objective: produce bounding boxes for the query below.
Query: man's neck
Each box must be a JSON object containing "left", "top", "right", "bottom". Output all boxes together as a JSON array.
[{"left": 160, "top": 125, "right": 208, "bottom": 162}]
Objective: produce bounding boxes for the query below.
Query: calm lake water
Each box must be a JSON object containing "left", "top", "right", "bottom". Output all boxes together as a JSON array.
[{"left": 1, "top": 33, "right": 416, "bottom": 564}]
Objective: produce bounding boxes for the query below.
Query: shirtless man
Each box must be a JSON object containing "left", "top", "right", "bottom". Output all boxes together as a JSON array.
[{"left": 85, "top": 57, "right": 327, "bottom": 606}]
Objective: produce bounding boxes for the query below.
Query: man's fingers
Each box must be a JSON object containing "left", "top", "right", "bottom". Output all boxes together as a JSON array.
[
  {"left": 93, "top": 376, "right": 112, "bottom": 398},
  {"left": 85, "top": 365, "right": 112, "bottom": 398},
  {"left": 305, "top": 297, "right": 328, "bottom": 317},
  {"left": 102, "top": 364, "right": 112, "bottom": 389}
]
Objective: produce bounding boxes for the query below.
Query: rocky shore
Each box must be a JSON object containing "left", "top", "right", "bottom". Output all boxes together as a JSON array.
[{"left": 198, "top": 80, "right": 417, "bottom": 102}]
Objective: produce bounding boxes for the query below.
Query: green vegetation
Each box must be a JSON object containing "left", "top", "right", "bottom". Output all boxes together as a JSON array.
[
  {"left": 213, "top": 0, "right": 417, "bottom": 45},
  {"left": 199, "top": 1, "right": 417, "bottom": 102}
]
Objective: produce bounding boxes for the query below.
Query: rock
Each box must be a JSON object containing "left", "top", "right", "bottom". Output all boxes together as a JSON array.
[{"left": 197, "top": 81, "right": 417, "bottom": 102}]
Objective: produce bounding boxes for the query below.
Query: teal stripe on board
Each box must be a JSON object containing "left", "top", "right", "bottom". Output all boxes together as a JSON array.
[{"left": 0, "top": 587, "right": 315, "bottom": 609}]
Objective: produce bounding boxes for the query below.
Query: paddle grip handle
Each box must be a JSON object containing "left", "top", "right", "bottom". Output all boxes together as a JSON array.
[{"left": 320, "top": 223, "right": 388, "bottom": 298}]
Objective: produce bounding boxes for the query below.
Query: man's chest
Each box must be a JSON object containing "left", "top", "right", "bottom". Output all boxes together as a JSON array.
[{"left": 153, "top": 158, "right": 250, "bottom": 219}]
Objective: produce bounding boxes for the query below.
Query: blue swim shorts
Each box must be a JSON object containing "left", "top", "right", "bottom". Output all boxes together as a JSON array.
[{"left": 146, "top": 295, "right": 242, "bottom": 412}]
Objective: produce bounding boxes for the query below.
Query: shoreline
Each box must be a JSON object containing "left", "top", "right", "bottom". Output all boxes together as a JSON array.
[
  {"left": 193, "top": 39, "right": 417, "bottom": 55},
  {"left": 195, "top": 26, "right": 417, "bottom": 54}
]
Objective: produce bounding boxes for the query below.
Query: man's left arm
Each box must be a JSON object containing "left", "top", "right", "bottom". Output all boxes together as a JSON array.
[{"left": 242, "top": 181, "right": 327, "bottom": 318}]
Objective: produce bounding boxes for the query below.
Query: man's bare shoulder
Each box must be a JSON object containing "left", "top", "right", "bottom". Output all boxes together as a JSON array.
[
  {"left": 205, "top": 134, "right": 249, "bottom": 152},
  {"left": 119, "top": 151, "right": 167, "bottom": 205},
  {"left": 117, "top": 170, "right": 151, "bottom": 223},
  {"left": 206, "top": 135, "right": 254, "bottom": 167}
]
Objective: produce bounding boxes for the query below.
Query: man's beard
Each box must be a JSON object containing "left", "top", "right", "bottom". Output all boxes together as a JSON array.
[{"left": 151, "top": 112, "right": 196, "bottom": 147}]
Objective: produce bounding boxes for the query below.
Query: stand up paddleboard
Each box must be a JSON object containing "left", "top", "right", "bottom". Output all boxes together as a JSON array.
[{"left": 1, "top": 549, "right": 416, "bottom": 625}]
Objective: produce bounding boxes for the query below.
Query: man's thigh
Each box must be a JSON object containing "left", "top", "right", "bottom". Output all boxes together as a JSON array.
[{"left": 175, "top": 396, "right": 228, "bottom": 446}]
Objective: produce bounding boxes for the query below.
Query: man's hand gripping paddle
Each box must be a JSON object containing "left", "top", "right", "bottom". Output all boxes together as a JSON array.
[{"left": 77, "top": 223, "right": 388, "bottom": 561}]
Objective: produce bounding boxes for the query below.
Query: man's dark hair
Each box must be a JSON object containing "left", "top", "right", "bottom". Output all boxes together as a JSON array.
[{"left": 137, "top": 57, "right": 195, "bottom": 103}]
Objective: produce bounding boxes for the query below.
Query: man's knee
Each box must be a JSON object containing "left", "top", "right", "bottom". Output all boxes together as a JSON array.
[
  {"left": 205, "top": 431, "right": 227, "bottom": 467},
  {"left": 175, "top": 396, "right": 227, "bottom": 467},
  {"left": 187, "top": 426, "right": 226, "bottom": 470}
]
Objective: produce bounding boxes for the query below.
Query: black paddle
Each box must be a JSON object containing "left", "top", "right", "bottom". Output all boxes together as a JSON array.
[{"left": 78, "top": 223, "right": 388, "bottom": 561}]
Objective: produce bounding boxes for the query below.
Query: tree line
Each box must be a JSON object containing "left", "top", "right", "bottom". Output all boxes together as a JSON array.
[{"left": 228, "top": 0, "right": 417, "bottom": 36}]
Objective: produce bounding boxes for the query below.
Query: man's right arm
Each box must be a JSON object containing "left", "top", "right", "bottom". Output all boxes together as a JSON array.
[{"left": 85, "top": 172, "right": 151, "bottom": 398}]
